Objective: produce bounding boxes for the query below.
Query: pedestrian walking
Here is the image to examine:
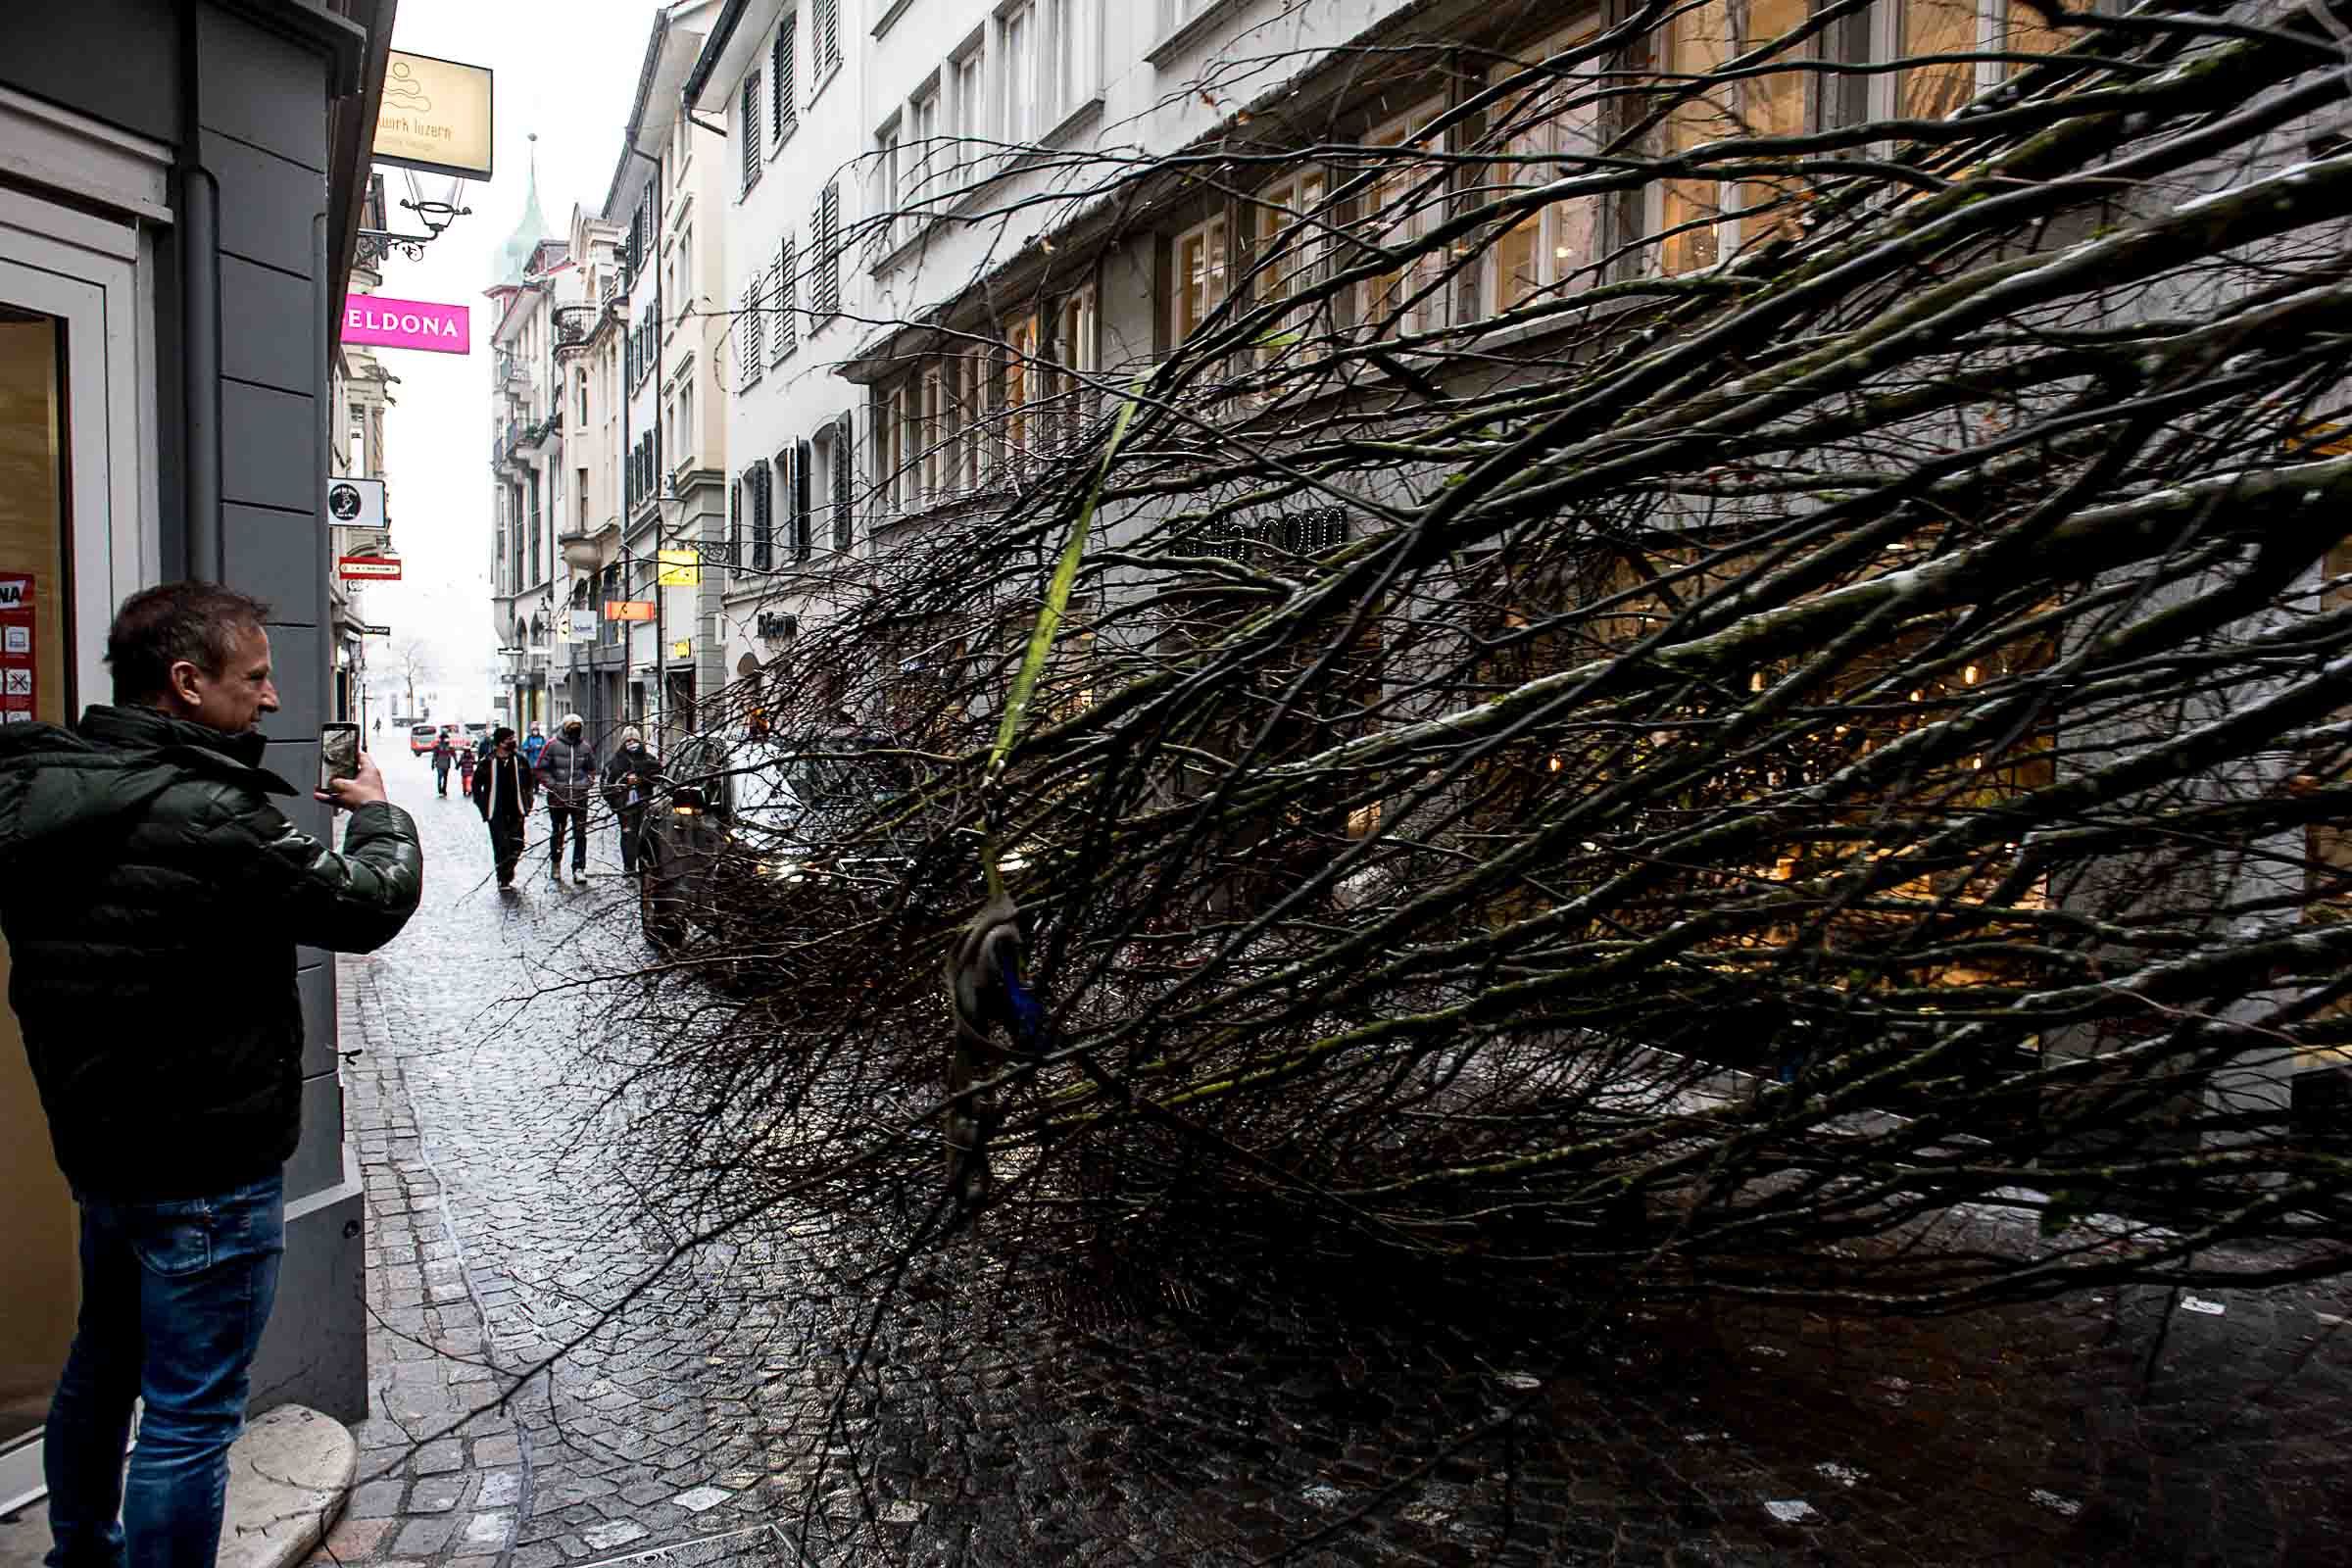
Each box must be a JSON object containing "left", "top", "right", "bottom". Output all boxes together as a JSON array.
[
  {"left": 521, "top": 720, "right": 547, "bottom": 768},
  {"left": 470, "top": 726, "right": 536, "bottom": 887},
  {"left": 431, "top": 731, "right": 455, "bottom": 797},
  {"left": 456, "top": 738, "right": 476, "bottom": 796},
  {"left": 535, "top": 712, "right": 598, "bottom": 885},
  {"left": 0, "top": 581, "right": 421, "bottom": 1568},
  {"left": 601, "top": 725, "right": 663, "bottom": 875}
]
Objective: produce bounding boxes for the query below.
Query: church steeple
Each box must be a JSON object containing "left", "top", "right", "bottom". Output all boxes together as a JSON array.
[{"left": 493, "top": 132, "right": 553, "bottom": 283}]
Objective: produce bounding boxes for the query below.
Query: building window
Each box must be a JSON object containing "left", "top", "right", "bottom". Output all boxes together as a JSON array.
[
  {"left": 875, "top": 117, "right": 905, "bottom": 252},
  {"left": 1253, "top": 169, "right": 1328, "bottom": 368},
  {"left": 1172, "top": 212, "right": 1228, "bottom": 345},
  {"left": 1044, "top": 0, "right": 1097, "bottom": 127},
  {"left": 772, "top": 17, "right": 798, "bottom": 144},
  {"left": 1004, "top": 313, "right": 1039, "bottom": 477},
  {"left": 950, "top": 41, "right": 986, "bottom": 194},
  {"left": 1002, "top": 1, "right": 1037, "bottom": 146},
  {"left": 1487, "top": 30, "right": 1603, "bottom": 311},
  {"left": 878, "top": 381, "right": 911, "bottom": 514},
  {"left": 920, "top": 363, "right": 950, "bottom": 499},
  {"left": 1054, "top": 285, "right": 1098, "bottom": 450},
  {"left": 678, "top": 379, "right": 696, "bottom": 467},
  {"left": 742, "top": 71, "right": 763, "bottom": 194},
  {"left": 575, "top": 368, "right": 589, "bottom": 424},
  {"left": 1359, "top": 100, "right": 1451, "bottom": 337},
  {"left": 526, "top": 471, "right": 543, "bottom": 584},
  {"left": 1653, "top": 0, "right": 1807, "bottom": 273},
  {"left": 812, "top": 182, "right": 841, "bottom": 320},
  {"left": 906, "top": 84, "right": 941, "bottom": 226}
]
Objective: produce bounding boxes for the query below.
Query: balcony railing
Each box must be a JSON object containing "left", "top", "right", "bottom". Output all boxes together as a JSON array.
[{"left": 553, "top": 305, "right": 596, "bottom": 354}]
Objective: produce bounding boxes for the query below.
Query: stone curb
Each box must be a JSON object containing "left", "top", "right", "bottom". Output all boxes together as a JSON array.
[
  {"left": 220, "top": 1404, "right": 359, "bottom": 1568},
  {"left": 0, "top": 1404, "right": 354, "bottom": 1568}
]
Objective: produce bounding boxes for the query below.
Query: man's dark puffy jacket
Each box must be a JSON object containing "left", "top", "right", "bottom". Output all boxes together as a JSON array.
[
  {"left": 535, "top": 731, "right": 599, "bottom": 808},
  {"left": 0, "top": 705, "right": 423, "bottom": 1200}
]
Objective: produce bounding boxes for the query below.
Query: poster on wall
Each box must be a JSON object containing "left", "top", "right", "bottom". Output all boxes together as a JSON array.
[{"left": 0, "top": 575, "right": 33, "bottom": 725}]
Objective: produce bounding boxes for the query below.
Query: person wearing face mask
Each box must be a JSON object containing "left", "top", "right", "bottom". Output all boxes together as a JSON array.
[
  {"left": 534, "top": 712, "right": 598, "bottom": 885},
  {"left": 599, "top": 725, "right": 663, "bottom": 876},
  {"left": 470, "top": 725, "right": 536, "bottom": 888}
]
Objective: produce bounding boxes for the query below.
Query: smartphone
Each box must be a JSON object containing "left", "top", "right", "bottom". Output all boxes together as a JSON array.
[{"left": 319, "top": 722, "right": 362, "bottom": 789}]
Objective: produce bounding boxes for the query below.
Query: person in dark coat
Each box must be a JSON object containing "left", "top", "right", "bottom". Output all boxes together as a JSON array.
[
  {"left": 471, "top": 726, "right": 536, "bottom": 887},
  {"left": 431, "top": 732, "right": 455, "bottom": 796},
  {"left": 534, "top": 712, "right": 598, "bottom": 885},
  {"left": 456, "top": 737, "right": 477, "bottom": 795},
  {"left": 0, "top": 581, "right": 421, "bottom": 1568},
  {"left": 600, "top": 725, "right": 663, "bottom": 875}
]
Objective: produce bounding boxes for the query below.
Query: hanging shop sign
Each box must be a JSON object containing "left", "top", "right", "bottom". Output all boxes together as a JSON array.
[
  {"left": 670, "top": 639, "right": 692, "bottom": 660},
  {"left": 337, "top": 556, "right": 403, "bottom": 580},
  {"left": 657, "top": 549, "right": 701, "bottom": 587},
  {"left": 359, "top": 623, "right": 393, "bottom": 636},
  {"left": 372, "top": 50, "right": 495, "bottom": 180},
  {"left": 604, "top": 600, "right": 656, "bottom": 622},
  {"left": 325, "top": 477, "right": 386, "bottom": 529},
  {"left": 568, "top": 610, "right": 599, "bottom": 640},
  {"left": 0, "top": 574, "right": 34, "bottom": 725},
  {"left": 756, "top": 612, "right": 798, "bottom": 642},
  {"left": 342, "top": 295, "right": 470, "bottom": 355}
]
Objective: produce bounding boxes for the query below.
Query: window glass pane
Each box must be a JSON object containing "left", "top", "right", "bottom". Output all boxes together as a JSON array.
[{"left": 1903, "top": 0, "right": 1979, "bottom": 121}]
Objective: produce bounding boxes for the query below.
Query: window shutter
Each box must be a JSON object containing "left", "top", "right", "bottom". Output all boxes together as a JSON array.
[
  {"left": 794, "top": 439, "right": 814, "bottom": 561},
  {"left": 771, "top": 239, "right": 796, "bottom": 364},
  {"left": 741, "top": 74, "right": 762, "bottom": 193},
  {"left": 816, "top": 0, "right": 839, "bottom": 70},
  {"left": 817, "top": 183, "right": 842, "bottom": 318},
  {"left": 832, "top": 411, "right": 854, "bottom": 552},
  {"left": 728, "top": 477, "right": 743, "bottom": 567},
  {"left": 773, "top": 21, "right": 796, "bottom": 138}
]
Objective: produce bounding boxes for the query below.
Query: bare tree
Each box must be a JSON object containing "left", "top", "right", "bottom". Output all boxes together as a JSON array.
[
  {"left": 520, "top": 0, "right": 2352, "bottom": 1552},
  {"left": 384, "top": 634, "right": 437, "bottom": 718}
]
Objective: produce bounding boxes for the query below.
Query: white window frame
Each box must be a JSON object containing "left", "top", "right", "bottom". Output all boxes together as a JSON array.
[
  {"left": 949, "top": 34, "right": 988, "bottom": 195},
  {"left": 999, "top": 0, "right": 1038, "bottom": 148},
  {"left": 1357, "top": 98, "right": 1451, "bottom": 339},
  {"left": 1485, "top": 26, "right": 1603, "bottom": 315},
  {"left": 1252, "top": 167, "right": 1329, "bottom": 367},
  {"left": 1171, "top": 211, "right": 1228, "bottom": 347}
]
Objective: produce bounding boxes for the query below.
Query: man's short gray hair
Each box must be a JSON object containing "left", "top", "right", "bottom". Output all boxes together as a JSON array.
[{"left": 105, "top": 581, "right": 272, "bottom": 702}]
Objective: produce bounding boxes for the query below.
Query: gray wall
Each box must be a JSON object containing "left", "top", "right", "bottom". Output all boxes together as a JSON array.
[{"left": 0, "top": 0, "right": 368, "bottom": 1423}]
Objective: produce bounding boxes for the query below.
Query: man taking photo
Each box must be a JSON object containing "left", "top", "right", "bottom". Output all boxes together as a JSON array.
[{"left": 0, "top": 582, "right": 423, "bottom": 1568}]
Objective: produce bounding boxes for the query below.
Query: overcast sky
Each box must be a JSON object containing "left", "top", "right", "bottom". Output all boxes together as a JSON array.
[{"left": 360, "top": 0, "right": 665, "bottom": 717}]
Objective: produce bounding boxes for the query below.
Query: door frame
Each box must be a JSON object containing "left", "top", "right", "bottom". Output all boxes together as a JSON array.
[{"left": 0, "top": 179, "right": 162, "bottom": 1517}]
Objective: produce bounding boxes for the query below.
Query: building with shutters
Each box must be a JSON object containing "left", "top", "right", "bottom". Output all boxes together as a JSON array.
[
  {"left": 485, "top": 153, "right": 564, "bottom": 737},
  {"left": 596, "top": 0, "right": 732, "bottom": 749},
  {"left": 683, "top": 0, "right": 864, "bottom": 691}
]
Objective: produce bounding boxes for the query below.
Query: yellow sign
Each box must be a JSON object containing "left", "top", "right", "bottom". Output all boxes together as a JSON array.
[
  {"left": 670, "top": 639, "right": 692, "bottom": 659},
  {"left": 373, "top": 51, "right": 495, "bottom": 180},
  {"left": 657, "top": 549, "right": 701, "bottom": 587}
]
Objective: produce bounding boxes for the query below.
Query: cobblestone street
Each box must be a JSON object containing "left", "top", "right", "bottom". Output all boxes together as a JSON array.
[{"left": 319, "top": 758, "right": 2352, "bottom": 1568}]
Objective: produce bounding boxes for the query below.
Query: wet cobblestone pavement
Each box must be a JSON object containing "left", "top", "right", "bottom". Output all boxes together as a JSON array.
[{"left": 318, "top": 760, "right": 2352, "bottom": 1568}]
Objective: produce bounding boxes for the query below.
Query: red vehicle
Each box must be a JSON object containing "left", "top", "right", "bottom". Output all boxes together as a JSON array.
[{"left": 409, "top": 723, "right": 439, "bottom": 757}]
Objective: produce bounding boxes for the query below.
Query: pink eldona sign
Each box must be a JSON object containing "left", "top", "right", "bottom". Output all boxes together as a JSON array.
[{"left": 341, "top": 294, "right": 470, "bottom": 355}]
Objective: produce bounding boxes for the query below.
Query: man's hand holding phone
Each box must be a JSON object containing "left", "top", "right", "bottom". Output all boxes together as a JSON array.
[{"left": 318, "top": 753, "right": 387, "bottom": 811}]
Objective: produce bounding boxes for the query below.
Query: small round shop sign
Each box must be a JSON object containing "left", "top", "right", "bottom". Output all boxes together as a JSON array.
[{"left": 328, "top": 482, "right": 364, "bottom": 521}]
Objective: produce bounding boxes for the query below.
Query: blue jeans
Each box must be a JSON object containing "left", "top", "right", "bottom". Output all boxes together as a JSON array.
[{"left": 43, "top": 1170, "right": 285, "bottom": 1568}]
